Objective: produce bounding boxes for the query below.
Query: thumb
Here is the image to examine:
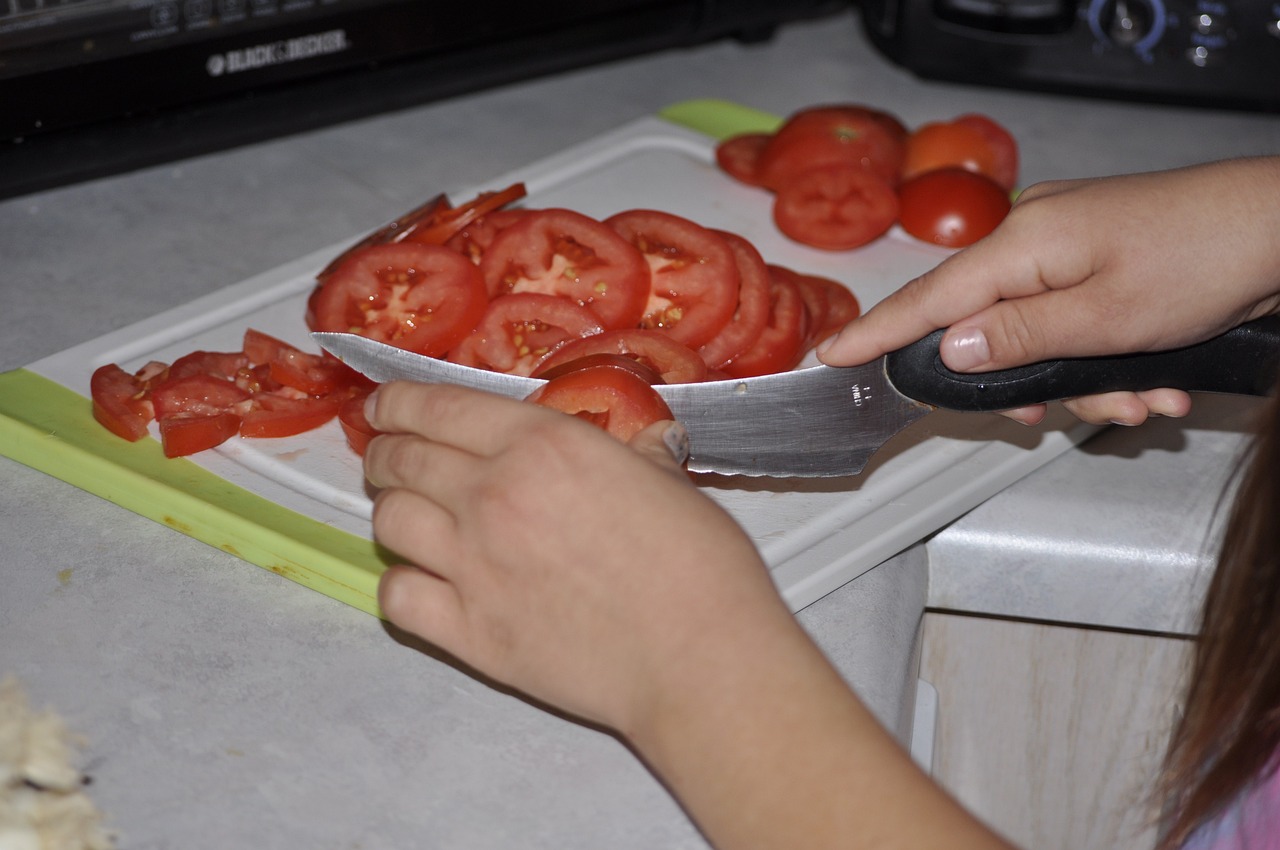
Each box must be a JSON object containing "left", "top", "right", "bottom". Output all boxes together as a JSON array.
[{"left": 628, "top": 420, "right": 690, "bottom": 474}]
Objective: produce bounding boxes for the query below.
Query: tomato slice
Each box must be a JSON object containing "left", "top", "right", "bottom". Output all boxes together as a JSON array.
[
  {"left": 715, "top": 133, "right": 772, "bottom": 187},
  {"left": 445, "top": 207, "right": 534, "bottom": 265},
  {"left": 447, "top": 292, "right": 606, "bottom": 375},
  {"left": 90, "top": 362, "right": 167, "bottom": 442},
  {"left": 721, "top": 265, "right": 808, "bottom": 378},
  {"left": 242, "top": 328, "right": 359, "bottom": 396},
  {"left": 782, "top": 268, "right": 861, "bottom": 346},
  {"left": 338, "top": 388, "right": 381, "bottom": 456},
  {"left": 756, "top": 105, "right": 907, "bottom": 190},
  {"left": 532, "top": 329, "right": 708, "bottom": 384},
  {"left": 402, "top": 183, "right": 527, "bottom": 247},
  {"left": 952, "top": 114, "right": 1019, "bottom": 191},
  {"left": 240, "top": 391, "right": 342, "bottom": 439},
  {"left": 606, "top": 209, "right": 739, "bottom": 349},
  {"left": 772, "top": 163, "right": 899, "bottom": 251},
  {"left": 898, "top": 167, "right": 1012, "bottom": 248},
  {"left": 696, "top": 230, "right": 772, "bottom": 370},
  {"left": 158, "top": 413, "right": 242, "bottom": 458},
  {"left": 480, "top": 209, "right": 650, "bottom": 331},
  {"left": 151, "top": 373, "right": 252, "bottom": 420},
  {"left": 525, "top": 365, "right": 674, "bottom": 443},
  {"left": 307, "top": 242, "right": 489, "bottom": 358},
  {"left": 533, "top": 353, "right": 665, "bottom": 385}
]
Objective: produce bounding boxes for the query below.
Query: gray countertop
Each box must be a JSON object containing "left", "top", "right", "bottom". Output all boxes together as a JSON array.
[{"left": 2, "top": 8, "right": 1278, "bottom": 847}]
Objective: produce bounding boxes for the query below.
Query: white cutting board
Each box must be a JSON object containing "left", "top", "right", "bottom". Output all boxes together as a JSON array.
[{"left": 0, "top": 101, "right": 1096, "bottom": 614}]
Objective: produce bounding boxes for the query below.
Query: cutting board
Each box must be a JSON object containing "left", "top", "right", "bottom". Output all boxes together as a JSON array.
[{"left": 0, "top": 99, "right": 1096, "bottom": 616}]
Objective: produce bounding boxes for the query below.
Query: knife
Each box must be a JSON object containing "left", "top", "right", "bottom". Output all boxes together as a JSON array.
[{"left": 314, "top": 316, "right": 1280, "bottom": 478}]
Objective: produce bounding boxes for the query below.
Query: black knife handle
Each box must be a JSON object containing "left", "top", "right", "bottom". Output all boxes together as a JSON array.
[{"left": 885, "top": 315, "right": 1280, "bottom": 412}]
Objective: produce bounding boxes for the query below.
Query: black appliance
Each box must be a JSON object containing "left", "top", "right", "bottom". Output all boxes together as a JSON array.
[
  {"left": 0, "top": 0, "right": 845, "bottom": 199},
  {"left": 859, "top": 0, "right": 1280, "bottom": 111}
]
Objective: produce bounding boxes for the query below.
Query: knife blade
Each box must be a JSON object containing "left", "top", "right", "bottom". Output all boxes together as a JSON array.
[{"left": 314, "top": 316, "right": 1280, "bottom": 478}]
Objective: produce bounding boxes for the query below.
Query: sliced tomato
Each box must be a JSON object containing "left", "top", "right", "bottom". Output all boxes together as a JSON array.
[
  {"left": 721, "top": 266, "right": 808, "bottom": 378},
  {"left": 445, "top": 207, "right": 535, "bottom": 265},
  {"left": 715, "top": 133, "right": 772, "bottom": 187},
  {"left": 402, "top": 183, "right": 527, "bottom": 247},
  {"left": 784, "top": 268, "right": 861, "bottom": 345},
  {"left": 606, "top": 209, "right": 739, "bottom": 349},
  {"left": 772, "top": 163, "right": 899, "bottom": 251},
  {"left": 757, "top": 105, "right": 906, "bottom": 190},
  {"left": 240, "top": 390, "right": 342, "bottom": 439},
  {"left": 151, "top": 373, "right": 252, "bottom": 420},
  {"left": 525, "top": 366, "right": 674, "bottom": 443},
  {"left": 158, "top": 413, "right": 242, "bottom": 458},
  {"left": 532, "top": 329, "right": 708, "bottom": 384},
  {"left": 242, "top": 328, "right": 360, "bottom": 396},
  {"left": 90, "top": 362, "right": 167, "bottom": 442},
  {"left": 533, "top": 353, "right": 665, "bottom": 385},
  {"left": 307, "top": 242, "right": 489, "bottom": 358},
  {"left": 480, "top": 209, "right": 650, "bottom": 331},
  {"left": 696, "top": 230, "right": 772, "bottom": 370},
  {"left": 167, "top": 350, "right": 250, "bottom": 383},
  {"left": 338, "top": 388, "right": 380, "bottom": 456},
  {"left": 898, "top": 167, "right": 1012, "bottom": 248},
  {"left": 447, "top": 292, "right": 606, "bottom": 375},
  {"left": 902, "top": 118, "right": 1018, "bottom": 191}
]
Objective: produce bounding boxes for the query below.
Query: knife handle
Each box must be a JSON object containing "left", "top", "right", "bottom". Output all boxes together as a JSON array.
[{"left": 885, "top": 315, "right": 1280, "bottom": 412}]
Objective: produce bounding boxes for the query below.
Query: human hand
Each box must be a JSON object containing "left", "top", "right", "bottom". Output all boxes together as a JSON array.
[
  {"left": 820, "top": 157, "right": 1280, "bottom": 425},
  {"left": 363, "top": 382, "right": 800, "bottom": 735}
]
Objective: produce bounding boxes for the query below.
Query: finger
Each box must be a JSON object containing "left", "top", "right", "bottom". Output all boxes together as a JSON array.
[
  {"left": 1060, "top": 391, "right": 1158, "bottom": 426},
  {"left": 366, "top": 381, "right": 552, "bottom": 455},
  {"left": 627, "top": 420, "right": 690, "bottom": 474},
  {"left": 996, "top": 404, "right": 1048, "bottom": 426},
  {"left": 371, "top": 487, "right": 465, "bottom": 574},
  {"left": 1137, "top": 388, "right": 1193, "bottom": 419},
  {"left": 378, "top": 563, "right": 469, "bottom": 654}
]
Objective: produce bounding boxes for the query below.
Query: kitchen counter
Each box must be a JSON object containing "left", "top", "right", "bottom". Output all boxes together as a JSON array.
[{"left": 1, "top": 8, "right": 1277, "bottom": 848}]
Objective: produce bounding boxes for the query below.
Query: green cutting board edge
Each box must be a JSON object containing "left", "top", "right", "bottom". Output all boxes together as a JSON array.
[{"left": 0, "top": 99, "right": 773, "bottom": 618}]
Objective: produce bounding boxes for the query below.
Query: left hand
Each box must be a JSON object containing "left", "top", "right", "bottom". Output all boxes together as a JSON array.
[{"left": 362, "top": 381, "right": 798, "bottom": 736}]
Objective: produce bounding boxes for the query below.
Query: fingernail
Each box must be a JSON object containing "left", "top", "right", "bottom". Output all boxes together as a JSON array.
[
  {"left": 662, "top": 422, "right": 690, "bottom": 466},
  {"left": 1109, "top": 418, "right": 1138, "bottom": 427},
  {"left": 815, "top": 335, "right": 836, "bottom": 358},
  {"left": 941, "top": 327, "right": 990, "bottom": 371},
  {"left": 363, "top": 389, "right": 380, "bottom": 426}
]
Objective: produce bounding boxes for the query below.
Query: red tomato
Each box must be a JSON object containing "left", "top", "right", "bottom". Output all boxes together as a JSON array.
[
  {"left": 151, "top": 373, "right": 252, "bottom": 420},
  {"left": 697, "top": 230, "right": 772, "bottom": 370},
  {"left": 902, "top": 118, "right": 1018, "bottom": 191},
  {"left": 772, "top": 163, "right": 899, "bottom": 251},
  {"left": 158, "top": 413, "right": 242, "bottom": 458},
  {"left": 898, "top": 167, "right": 1012, "bottom": 248},
  {"left": 242, "top": 328, "right": 358, "bottom": 396},
  {"left": 783, "top": 268, "right": 861, "bottom": 346},
  {"left": 532, "top": 329, "right": 708, "bottom": 384},
  {"left": 402, "top": 183, "right": 527, "bottom": 246},
  {"left": 167, "top": 350, "right": 250, "bottom": 383},
  {"left": 756, "top": 105, "right": 906, "bottom": 190},
  {"left": 337, "top": 388, "right": 380, "bottom": 456},
  {"left": 240, "top": 391, "right": 342, "bottom": 439},
  {"left": 721, "top": 266, "right": 808, "bottom": 379},
  {"left": 447, "top": 292, "right": 606, "bottom": 375},
  {"left": 606, "top": 209, "right": 739, "bottom": 349},
  {"left": 89, "top": 362, "right": 167, "bottom": 442},
  {"left": 953, "top": 114, "right": 1019, "bottom": 191},
  {"left": 533, "top": 353, "right": 666, "bottom": 385},
  {"left": 525, "top": 366, "right": 674, "bottom": 443},
  {"left": 444, "top": 207, "right": 534, "bottom": 265},
  {"left": 307, "top": 242, "right": 489, "bottom": 358},
  {"left": 480, "top": 209, "right": 650, "bottom": 331},
  {"left": 715, "top": 133, "right": 772, "bottom": 187}
]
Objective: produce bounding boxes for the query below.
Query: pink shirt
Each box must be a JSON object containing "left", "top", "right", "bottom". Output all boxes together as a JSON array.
[{"left": 1180, "top": 763, "right": 1280, "bottom": 849}]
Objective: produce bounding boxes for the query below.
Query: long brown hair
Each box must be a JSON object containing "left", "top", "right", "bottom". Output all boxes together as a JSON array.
[{"left": 1156, "top": 389, "right": 1280, "bottom": 849}]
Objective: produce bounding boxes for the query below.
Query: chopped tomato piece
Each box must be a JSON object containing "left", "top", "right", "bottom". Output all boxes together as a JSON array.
[
  {"left": 158, "top": 413, "right": 242, "bottom": 458},
  {"left": 606, "top": 209, "right": 739, "bottom": 349},
  {"left": 89, "top": 362, "right": 167, "bottom": 442},
  {"left": 402, "top": 183, "right": 527, "bottom": 247},
  {"left": 447, "top": 292, "right": 606, "bottom": 376},
  {"left": 242, "top": 328, "right": 360, "bottom": 396},
  {"left": 151, "top": 373, "right": 252, "bottom": 420},
  {"left": 240, "top": 391, "right": 342, "bottom": 439},
  {"left": 526, "top": 365, "right": 674, "bottom": 443},
  {"left": 337, "top": 388, "right": 381, "bottom": 456},
  {"left": 721, "top": 265, "right": 808, "bottom": 379},
  {"left": 533, "top": 329, "right": 708, "bottom": 385},
  {"left": 307, "top": 242, "right": 489, "bottom": 358},
  {"left": 783, "top": 267, "right": 861, "bottom": 346},
  {"left": 480, "top": 208, "right": 650, "bottom": 330},
  {"left": 772, "top": 162, "right": 899, "bottom": 251}
]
